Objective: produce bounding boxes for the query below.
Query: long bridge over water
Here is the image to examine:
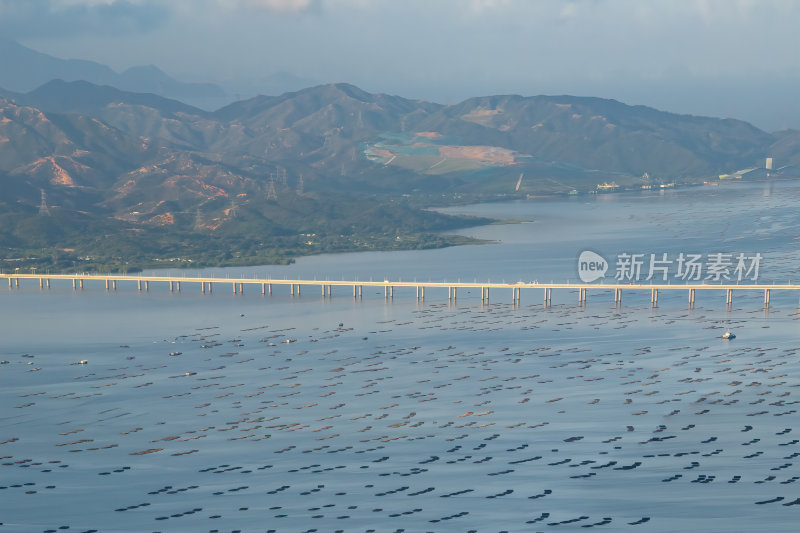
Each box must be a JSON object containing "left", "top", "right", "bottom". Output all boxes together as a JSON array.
[{"left": 0, "top": 273, "right": 794, "bottom": 307}]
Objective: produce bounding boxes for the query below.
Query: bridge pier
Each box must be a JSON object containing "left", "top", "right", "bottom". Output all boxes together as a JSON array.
[
  {"left": 651, "top": 288, "right": 659, "bottom": 305},
  {"left": 19, "top": 278, "right": 799, "bottom": 310},
  {"left": 8, "top": 278, "right": 12, "bottom": 289}
]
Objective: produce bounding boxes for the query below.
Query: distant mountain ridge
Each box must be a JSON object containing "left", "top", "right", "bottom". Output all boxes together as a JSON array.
[
  {"left": 3, "top": 79, "right": 797, "bottom": 196},
  {"left": 6, "top": 79, "right": 207, "bottom": 117},
  {"left": 3, "top": 80, "right": 798, "bottom": 198},
  {"left": 1, "top": 79, "right": 799, "bottom": 272},
  {"left": 0, "top": 39, "right": 225, "bottom": 100}
]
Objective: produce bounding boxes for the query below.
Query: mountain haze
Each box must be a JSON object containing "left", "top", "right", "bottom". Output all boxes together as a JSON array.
[{"left": 0, "top": 39, "right": 225, "bottom": 101}]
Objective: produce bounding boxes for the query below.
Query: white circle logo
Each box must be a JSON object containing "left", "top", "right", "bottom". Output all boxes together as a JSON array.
[{"left": 578, "top": 250, "right": 608, "bottom": 283}]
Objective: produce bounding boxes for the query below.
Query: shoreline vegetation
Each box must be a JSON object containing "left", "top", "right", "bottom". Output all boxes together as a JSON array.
[
  {"left": 0, "top": 194, "right": 494, "bottom": 274},
  {"left": 0, "top": 234, "right": 489, "bottom": 275},
  {"left": 0, "top": 177, "right": 784, "bottom": 275},
  {"left": 0, "top": 233, "right": 489, "bottom": 275}
]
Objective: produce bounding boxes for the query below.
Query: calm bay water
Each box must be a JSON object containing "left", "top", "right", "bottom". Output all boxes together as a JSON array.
[{"left": 2, "top": 181, "right": 800, "bottom": 532}]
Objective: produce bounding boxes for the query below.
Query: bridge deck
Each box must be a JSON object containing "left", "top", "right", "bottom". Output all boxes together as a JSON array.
[{"left": 0, "top": 273, "right": 794, "bottom": 291}]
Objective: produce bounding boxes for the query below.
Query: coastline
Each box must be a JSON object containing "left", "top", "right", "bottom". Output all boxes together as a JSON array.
[{"left": 1, "top": 176, "right": 786, "bottom": 275}]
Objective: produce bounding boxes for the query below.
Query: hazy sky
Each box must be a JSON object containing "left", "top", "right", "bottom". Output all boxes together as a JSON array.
[{"left": 3, "top": 0, "right": 799, "bottom": 130}]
